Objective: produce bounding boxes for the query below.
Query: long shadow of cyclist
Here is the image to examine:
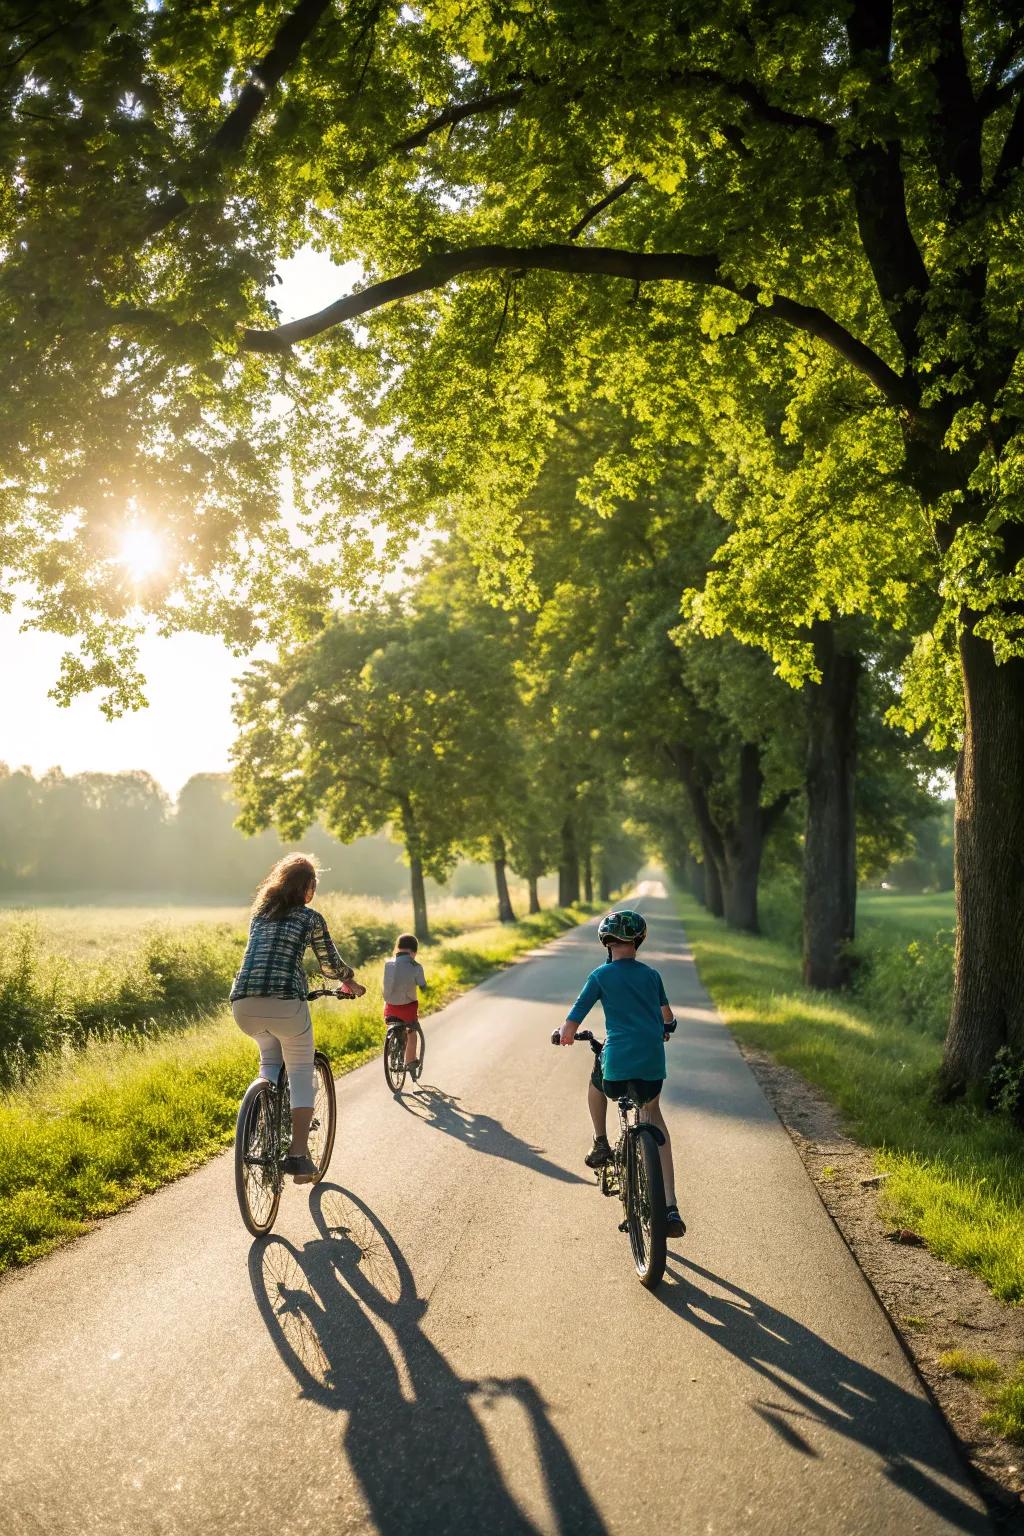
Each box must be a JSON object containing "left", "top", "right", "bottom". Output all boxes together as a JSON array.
[
  {"left": 397, "top": 1084, "right": 589, "bottom": 1186},
  {"left": 662, "top": 1255, "right": 989, "bottom": 1534},
  {"left": 248, "top": 1183, "right": 605, "bottom": 1536}
]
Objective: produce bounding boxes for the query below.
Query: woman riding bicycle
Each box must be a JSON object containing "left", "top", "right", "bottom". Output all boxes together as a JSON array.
[{"left": 230, "top": 853, "right": 365, "bottom": 1183}]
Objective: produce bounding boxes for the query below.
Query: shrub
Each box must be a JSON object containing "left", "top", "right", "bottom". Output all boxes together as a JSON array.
[{"left": 852, "top": 929, "right": 954, "bottom": 1041}]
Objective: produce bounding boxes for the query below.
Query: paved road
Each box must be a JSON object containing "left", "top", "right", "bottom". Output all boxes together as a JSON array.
[{"left": 1, "top": 893, "right": 991, "bottom": 1535}]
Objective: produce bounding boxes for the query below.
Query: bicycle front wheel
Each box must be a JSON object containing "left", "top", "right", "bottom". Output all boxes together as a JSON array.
[
  {"left": 234, "top": 1080, "right": 282, "bottom": 1236},
  {"left": 626, "top": 1127, "right": 667, "bottom": 1289},
  {"left": 308, "top": 1052, "right": 337, "bottom": 1181},
  {"left": 384, "top": 1026, "right": 407, "bottom": 1093}
]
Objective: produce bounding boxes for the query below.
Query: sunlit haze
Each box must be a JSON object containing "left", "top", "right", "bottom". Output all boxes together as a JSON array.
[{"left": 1, "top": 249, "right": 357, "bottom": 797}]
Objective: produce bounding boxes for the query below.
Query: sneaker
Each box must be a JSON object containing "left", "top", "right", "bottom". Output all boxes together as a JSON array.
[
  {"left": 585, "top": 1136, "right": 612, "bottom": 1169},
  {"left": 410, "top": 1059, "right": 422, "bottom": 1082},
  {"left": 665, "top": 1204, "right": 686, "bottom": 1238},
  {"left": 283, "top": 1153, "right": 319, "bottom": 1185}
]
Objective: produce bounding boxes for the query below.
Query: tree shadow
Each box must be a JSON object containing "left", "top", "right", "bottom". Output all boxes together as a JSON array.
[
  {"left": 663, "top": 1256, "right": 990, "bottom": 1534},
  {"left": 397, "top": 1084, "right": 589, "bottom": 1185},
  {"left": 248, "top": 1184, "right": 606, "bottom": 1536}
]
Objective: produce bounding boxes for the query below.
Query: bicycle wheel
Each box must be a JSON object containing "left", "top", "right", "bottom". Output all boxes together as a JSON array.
[
  {"left": 234, "top": 1080, "right": 283, "bottom": 1236},
  {"left": 626, "top": 1127, "right": 667, "bottom": 1289},
  {"left": 308, "top": 1052, "right": 337, "bottom": 1181},
  {"left": 383, "top": 1026, "right": 407, "bottom": 1093}
]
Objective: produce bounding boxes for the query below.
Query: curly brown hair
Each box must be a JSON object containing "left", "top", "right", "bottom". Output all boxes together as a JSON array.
[{"left": 251, "top": 853, "right": 320, "bottom": 921}]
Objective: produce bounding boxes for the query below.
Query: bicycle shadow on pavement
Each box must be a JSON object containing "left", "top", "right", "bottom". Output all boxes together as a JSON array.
[
  {"left": 662, "top": 1256, "right": 990, "bottom": 1534},
  {"left": 397, "top": 1084, "right": 589, "bottom": 1185},
  {"left": 248, "top": 1183, "right": 606, "bottom": 1536}
]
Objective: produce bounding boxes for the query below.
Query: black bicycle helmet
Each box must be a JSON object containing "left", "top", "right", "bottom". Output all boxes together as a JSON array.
[{"left": 598, "top": 909, "right": 647, "bottom": 949}]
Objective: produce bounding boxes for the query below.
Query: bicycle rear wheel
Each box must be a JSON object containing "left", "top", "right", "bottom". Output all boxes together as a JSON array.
[
  {"left": 409, "top": 1023, "right": 425, "bottom": 1081},
  {"left": 384, "top": 1026, "right": 407, "bottom": 1093},
  {"left": 308, "top": 1052, "right": 337, "bottom": 1181},
  {"left": 626, "top": 1127, "right": 667, "bottom": 1289},
  {"left": 234, "top": 1080, "right": 282, "bottom": 1236}
]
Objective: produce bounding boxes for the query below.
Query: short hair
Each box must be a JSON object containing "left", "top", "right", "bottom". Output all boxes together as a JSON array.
[{"left": 396, "top": 933, "right": 419, "bottom": 953}]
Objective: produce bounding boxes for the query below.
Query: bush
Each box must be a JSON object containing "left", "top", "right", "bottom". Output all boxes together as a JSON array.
[{"left": 852, "top": 929, "right": 955, "bottom": 1041}]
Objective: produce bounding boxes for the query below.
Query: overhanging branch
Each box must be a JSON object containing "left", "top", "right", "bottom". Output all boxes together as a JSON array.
[{"left": 240, "top": 242, "right": 921, "bottom": 415}]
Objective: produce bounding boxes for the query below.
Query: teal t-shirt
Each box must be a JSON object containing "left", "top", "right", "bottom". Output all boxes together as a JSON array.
[{"left": 566, "top": 957, "right": 669, "bottom": 1082}]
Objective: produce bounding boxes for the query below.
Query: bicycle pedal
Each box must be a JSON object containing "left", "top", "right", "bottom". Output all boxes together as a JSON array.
[{"left": 618, "top": 1220, "right": 629, "bottom": 1233}]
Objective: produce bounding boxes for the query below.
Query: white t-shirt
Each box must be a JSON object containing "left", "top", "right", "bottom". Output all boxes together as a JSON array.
[{"left": 382, "top": 952, "right": 426, "bottom": 1005}]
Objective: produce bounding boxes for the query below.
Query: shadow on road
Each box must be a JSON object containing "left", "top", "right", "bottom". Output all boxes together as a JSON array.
[
  {"left": 397, "top": 1085, "right": 589, "bottom": 1185},
  {"left": 248, "top": 1184, "right": 606, "bottom": 1536},
  {"left": 663, "top": 1256, "right": 990, "bottom": 1535}
]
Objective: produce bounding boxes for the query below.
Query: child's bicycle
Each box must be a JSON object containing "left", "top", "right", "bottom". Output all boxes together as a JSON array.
[
  {"left": 233, "top": 986, "right": 352, "bottom": 1236},
  {"left": 383, "top": 1015, "right": 425, "bottom": 1094},
  {"left": 552, "top": 1027, "right": 671, "bottom": 1290}
]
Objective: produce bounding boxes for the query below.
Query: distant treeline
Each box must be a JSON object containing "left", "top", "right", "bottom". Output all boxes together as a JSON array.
[{"left": 0, "top": 766, "right": 455, "bottom": 899}]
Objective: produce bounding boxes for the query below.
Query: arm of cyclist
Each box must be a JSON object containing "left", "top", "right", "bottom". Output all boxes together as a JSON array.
[
  {"left": 310, "top": 913, "right": 366, "bottom": 997},
  {"left": 662, "top": 1002, "right": 677, "bottom": 1038},
  {"left": 560, "top": 972, "right": 601, "bottom": 1045}
]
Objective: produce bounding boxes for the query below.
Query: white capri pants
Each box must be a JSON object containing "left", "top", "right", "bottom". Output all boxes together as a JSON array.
[{"left": 232, "top": 997, "right": 316, "bottom": 1108}]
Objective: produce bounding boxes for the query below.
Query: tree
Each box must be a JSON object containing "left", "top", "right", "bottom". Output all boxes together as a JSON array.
[{"left": 232, "top": 602, "right": 518, "bottom": 938}]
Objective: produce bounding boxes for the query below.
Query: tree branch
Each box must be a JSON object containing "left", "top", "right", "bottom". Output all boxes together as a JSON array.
[
  {"left": 993, "top": 92, "right": 1024, "bottom": 193},
  {"left": 143, "top": 0, "right": 334, "bottom": 240},
  {"left": 387, "top": 87, "right": 524, "bottom": 156},
  {"left": 843, "top": 0, "right": 930, "bottom": 362},
  {"left": 240, "top": 242, "right": 922, "bottom": 415},
  {"left": 978, "top": 23, "right": 1024, "bottom": 113},
  {"left": 567, "top": 173, "right": 642, "bottom": 240}
]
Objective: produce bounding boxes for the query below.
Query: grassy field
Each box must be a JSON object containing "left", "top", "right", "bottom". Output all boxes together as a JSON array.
[
  {"left": 679, "top": 892, "right": 1024, "bottom": 1310},
  {"left": 856, "top": 890, "right": 955, "bottom": 944},
  {"left": 0, "top": 902, "right": 597, "bottom": 1274}
]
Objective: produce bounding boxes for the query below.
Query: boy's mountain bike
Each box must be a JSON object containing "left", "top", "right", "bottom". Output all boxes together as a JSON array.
[
  {"left": 233, "top": 986, "right": 350, "bottom": 1236},
  {"left": 553, "top": 1028, "right": 669, "bottom": 1290},
  {"left": 383, "top": 1016, "right": 425, "bottom": 1094}
]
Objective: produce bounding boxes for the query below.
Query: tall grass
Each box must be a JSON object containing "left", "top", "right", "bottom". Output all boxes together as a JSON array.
[
  {"left": 0, "top": 892, "right": 528, "bottom": 1088},
  {"left": 0, "top": 905, "right": 596, "bottom": 1273}
]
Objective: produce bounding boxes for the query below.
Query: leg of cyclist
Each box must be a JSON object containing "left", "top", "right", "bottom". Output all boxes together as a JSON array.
[
  {"left": 639, "top": 1094, "right": 685, "bottom": 1235},
  {"left": 273, "top": 1004, "right": 318, "bottom": 1181},
  {"left": 584, "top": 1067, "right": 611, "bottom": 1167},
  {"left": 404, "top": 1023, "right": 419, "bottom": 1067}
]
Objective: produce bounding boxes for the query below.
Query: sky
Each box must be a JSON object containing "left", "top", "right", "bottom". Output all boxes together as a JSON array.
[{"left": 1, "top": 249, "right": 358, "bottom": 798}]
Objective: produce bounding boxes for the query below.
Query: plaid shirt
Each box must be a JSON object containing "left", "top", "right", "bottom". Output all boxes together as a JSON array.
[{"left": 229, "top": 907, "right": 354, "bottom": 1001}]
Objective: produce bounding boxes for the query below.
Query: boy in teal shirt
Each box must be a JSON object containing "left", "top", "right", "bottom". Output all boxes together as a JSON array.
[{"left": 560, "top": 909, "right": 685, "bottom": 1237}]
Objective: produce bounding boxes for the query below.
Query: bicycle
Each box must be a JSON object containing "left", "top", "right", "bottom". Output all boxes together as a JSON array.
[
  {"left": 383, "top": 1014, "right": 425, "bottom": 1094},
  {"left": 233, "top": 986, "right": 350, "bottom": 1236},
  {"left": 552, "top": 1027, "right": 671, "bottom": 1290}
]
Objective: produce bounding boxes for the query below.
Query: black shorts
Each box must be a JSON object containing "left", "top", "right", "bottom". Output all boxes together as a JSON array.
[{"left": 590, "top": 1064, "right": 663, "bottom": 1106}]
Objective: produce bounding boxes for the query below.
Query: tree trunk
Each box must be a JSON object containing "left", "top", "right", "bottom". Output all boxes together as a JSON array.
[
  {"left": 492, "top": 837, "right": 517, "bottom": 923},
  {"left": 583, "top": 844, "right": 594, "bottom": 904},
  {"left": 942, "top": 631, "right": 1024, "bottom": 1094},
  {"left": 802, "top": 622, "right": 860, "bottom": 990},
  {"left": 720, "top": 744, "right": 765, "bottom": 933},
  {"left": 409, "top": 854, "right": 430, "bottom": 943},
  {"left": 700, "top": 836, "right": 724, "bottom": 917},
  {"left": 528, "top": 874, "right": 541, "bottom": 914},
  {"left": 558, "top": 817, "right": 580, "bottom": 906},
  {"left": 687, "top": 853, "right": 706, "bottom": 905},
  {"left": 598, "top": 856, "right": 613, "bottom": 902}
]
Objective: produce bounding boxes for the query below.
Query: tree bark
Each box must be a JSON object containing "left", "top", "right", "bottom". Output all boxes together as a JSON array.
[
  {"left": 558, "top": 816, "right": 580, "bottom": 906},
  {"left": 492, "top": 836, "right": 517, "bottom": 923},
  {"left": 720, "top": 744, "right": 764, "bottom": 933},
  {"left": 409, "top": 853, "right": 430, "bottom": 944},
  {"left": 802, "top": 623, "right": 860, "bottom": 989},
  {"left": 598, "top": 856, "right": 613, "bottom": 902},
  {"left": 687, "top": 852, "right": 706, "bottom": 905},
  {"left": 942, "top": 631, "right": 1024, "bottom": 1093},
  {"left": 701, "top": 836, "right": 724, "bottom": 917},
  {"left": 583, "top": 844, "right": 594, "bottom": 904},
  {"left": 528, "top": 874, "right": 541, "bottom": 914}
]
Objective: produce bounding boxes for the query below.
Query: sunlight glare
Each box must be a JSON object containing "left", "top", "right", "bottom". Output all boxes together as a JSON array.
[{"left": 118, "top": 528, "right": 165, "bottom": 582}]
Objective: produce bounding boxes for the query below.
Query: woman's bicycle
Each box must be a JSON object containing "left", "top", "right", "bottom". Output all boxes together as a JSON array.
[
  {"left": 233, "top": 986, "right": 351, "bottom": 1236},
  {"left": 552, "top": 1027, "right": 670, "bottom": 1290},
  {"left": 383, "top": 1015, "right": 425, "bottom": 1094}
]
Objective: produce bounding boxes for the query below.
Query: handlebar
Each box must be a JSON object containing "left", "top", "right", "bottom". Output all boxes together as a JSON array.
[
  {"left": 307, "top": 984, "right": 359, "bottom": 1001},
  {"left": 550, "top": 1020, "right": 677, "bottom": 1050}
]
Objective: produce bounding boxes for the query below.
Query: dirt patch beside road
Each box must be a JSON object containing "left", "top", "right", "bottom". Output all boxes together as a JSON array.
[{"left": 739, "top": 1044, "right": 1024, "bottom": 1531}]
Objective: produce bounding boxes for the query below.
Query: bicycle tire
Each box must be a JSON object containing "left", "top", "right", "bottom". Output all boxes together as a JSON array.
[
  {"left": 234, "top": 1080, "right": 282, "bottom": 1237},
  {"left": 308, "top": 1052, "right": 337, "bottom": 1182},
  {"left": 627, "top": 1127, "right": 667, "bottom": 1289},
  {"left": 409, "top": 1023, "right": 425, "bottom": 1081},
  {"left": 383, "top": 1025, "right": 407, "bottom": 1093}
]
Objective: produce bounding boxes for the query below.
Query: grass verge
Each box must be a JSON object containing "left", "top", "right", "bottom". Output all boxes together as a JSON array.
[
  {"left": 0, "top": 905, "right": 596, "bottom": 1275},
  {"left": 678, "top": 893, "right": 1024, "bottom": 1311}
]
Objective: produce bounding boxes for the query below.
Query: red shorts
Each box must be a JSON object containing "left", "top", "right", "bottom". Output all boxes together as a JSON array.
[{"left": 384, "top": 1001, "right": 419, "bottom": 1024}]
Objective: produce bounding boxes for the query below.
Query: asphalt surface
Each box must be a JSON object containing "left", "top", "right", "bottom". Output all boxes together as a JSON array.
[{"left": 0, "top": 890, "right": 992, "bottom": 1535}]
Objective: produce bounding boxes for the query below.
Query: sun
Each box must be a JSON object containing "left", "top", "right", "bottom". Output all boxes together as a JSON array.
[{"left": 118, "top": 528, "right": 165, "bottom": 582}]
